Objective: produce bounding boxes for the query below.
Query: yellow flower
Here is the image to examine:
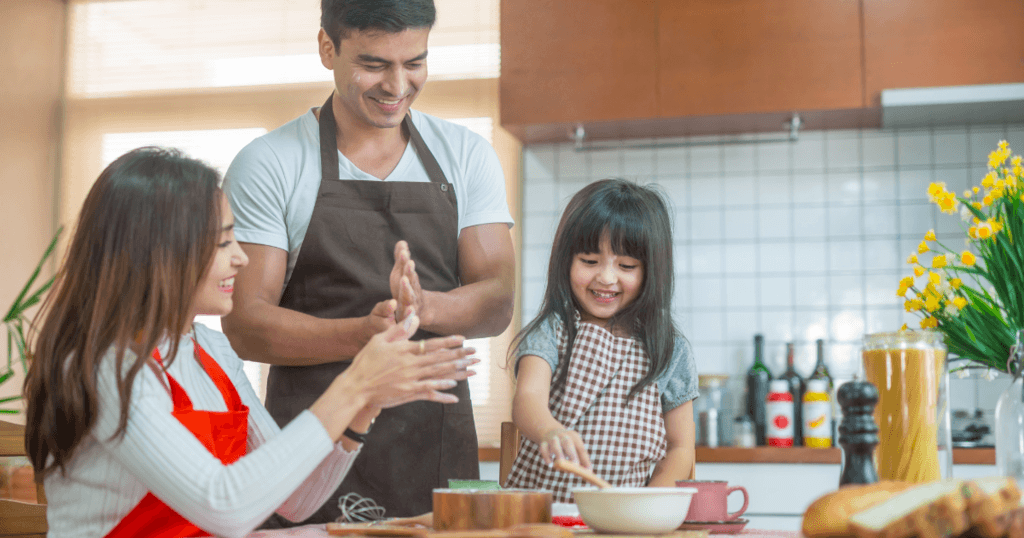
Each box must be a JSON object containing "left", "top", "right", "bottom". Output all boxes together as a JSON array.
[
  {"left": 900, "top": 323, "right": 908, "bottom": 331},
  {"left": 924, "top": 229, "right": 936, "bottom": 241},
  {"left": 938, "top": 193, "right": 958, "bottom": 214},
  {"left": 961, "top": 251, "right": 977, "bottom": 266},
  {"left": 973, "top": 201, "right": 983, "bottom": 210},
  {"left": 999, "top": 140, "right": 1010, "bottom": 151},
  {"left": 950, "top": 278, "right": 962, "bottom": 289},
  {"left": 918, "top": 241, "right": 930, "bottom": 253},
  {"left": 983, "top": 172, "right": 997, "bottom": 188},
  {"left": 905, "top": 299, "right": 923, "bottom": 312},
  {"left": 1013, "top": 155, "right": 1022, "bottom": 166},
  {"left": 928, "top": 271, "right": 941, "bottom": 285},
  {"left": 973, "top": 186, "right": 981, "bottom": 194},
  {"left": 907, "top": 253, "right": 918, "bottom": 264},
  {"left": 920, "top": 316, "right": 939, "bottom": 329},
  {"left": 932, "top": 254, "right": 947, "bottom": 269},
  {"left": 914, "top": 265, "right": 926, "bottom": 277},
  {"left": 924, "top": 295, "right": 941, "bottom": 312},
  {"left": 983, "top": 194, "right": 993, "bottom": 207},
  {"left": 952, "top": 296, "right": 968, "bottom": 309},
  {"left": 964, "top": 190, "right": 973, "bottom": 198},
  {"left": 969, "top": 226, "right": 978, "bottom": 239},
  {"left": 927, "top": 182, "right": 947, "bottom": 200},
  {"left": 900, "top": 276, "right": 915, "bottom": 288},
  {"left": 897, "top": 284, "right": 910, "bottom": 297}
]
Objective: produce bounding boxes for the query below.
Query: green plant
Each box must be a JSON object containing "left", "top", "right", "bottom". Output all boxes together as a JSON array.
[
  {"left": 1, "top": 227, "right": 62, "bottom": 413},
  {"left": 897, "top": 141, "right": 1023, "bottom": 372}
]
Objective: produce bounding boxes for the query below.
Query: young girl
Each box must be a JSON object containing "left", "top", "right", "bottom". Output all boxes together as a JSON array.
[
  {"left": 504, "top": 178, "right": 698, "bottom": 502},
  {"left": 24, "top": 147, "right": 475, "bottom": 538}
]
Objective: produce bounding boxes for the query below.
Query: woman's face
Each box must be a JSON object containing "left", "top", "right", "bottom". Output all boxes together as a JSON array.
[{"left": 192, "top": 193, "right": 248, "bottom": 318}]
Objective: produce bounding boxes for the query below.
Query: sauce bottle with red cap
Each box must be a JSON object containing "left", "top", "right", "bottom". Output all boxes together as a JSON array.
[{"left": 767, "top": 379, "right": 795, "bottom": 447}]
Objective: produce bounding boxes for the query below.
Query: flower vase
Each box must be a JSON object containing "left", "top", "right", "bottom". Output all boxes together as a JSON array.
[{"left": 995, "top": 330, "right": 1024, "bottom": 483}]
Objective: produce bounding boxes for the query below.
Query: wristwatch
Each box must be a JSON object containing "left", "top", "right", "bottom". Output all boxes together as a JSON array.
[{"left": 343, "top": 419, "right": 374, "bottom": 444}]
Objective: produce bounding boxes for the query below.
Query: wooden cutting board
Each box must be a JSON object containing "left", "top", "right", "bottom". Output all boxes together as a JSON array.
[{"left": 326, "top": 523, "right": 709, "bottom": 538}]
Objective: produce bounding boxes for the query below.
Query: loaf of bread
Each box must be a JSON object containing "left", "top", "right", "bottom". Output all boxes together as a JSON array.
[
  {"left": 802, "top": 481, "right": 914, "bottom": 537},
  {"left": 803, "top": 478, "right": 1023, "bottom": 538}
]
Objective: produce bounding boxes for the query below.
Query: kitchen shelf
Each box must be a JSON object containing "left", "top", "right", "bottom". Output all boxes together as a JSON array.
[
  {"left": 694, "top": 446, "right": 995, "bottom": 465},
  {"left": 479, "top": 446, "right": 995, "bottom": 465}
]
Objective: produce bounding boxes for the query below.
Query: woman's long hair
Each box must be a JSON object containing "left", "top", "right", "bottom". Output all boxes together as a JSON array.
[
  {"left": 511, "top": 178, "right": 678, "bottom": 401},
  {"left": 25, "top": 147, "right": 222, "bottom": 477}
]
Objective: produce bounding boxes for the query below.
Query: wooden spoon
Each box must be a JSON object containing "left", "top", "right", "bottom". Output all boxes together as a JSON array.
[{"left": 552, "top": 458, "right": 613, "bottom": 489}]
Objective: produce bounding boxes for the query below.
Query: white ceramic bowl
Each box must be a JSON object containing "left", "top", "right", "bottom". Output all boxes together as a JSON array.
[{"left": 573, "top": 487, "right": 697, "bottom": 534}]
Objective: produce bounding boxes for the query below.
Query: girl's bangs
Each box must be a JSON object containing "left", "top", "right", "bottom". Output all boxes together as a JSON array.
[{"left": 570, "top": 207, "right": 648, "bottom": 261}]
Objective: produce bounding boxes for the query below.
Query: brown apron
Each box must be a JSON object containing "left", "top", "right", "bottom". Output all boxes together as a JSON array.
[{"left": 262, "top": 93, "right": 478, "bottom": 526}]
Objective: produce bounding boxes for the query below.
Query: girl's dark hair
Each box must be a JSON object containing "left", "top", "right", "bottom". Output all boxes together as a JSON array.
[
  {"left": 321, "top": 0, "right": 436, "bottom": 47},
  {"left": 511, "top": 178, "right": 678, "bottom": 400},
  {"left": 24, "top": 147, "right": 223, "bottom": 478}
]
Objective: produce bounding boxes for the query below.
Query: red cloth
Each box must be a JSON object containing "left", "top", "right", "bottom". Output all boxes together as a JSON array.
[
  {"left": 104, "top": 340, "right": 250, "bottom": 538},
  {"left": 551, "top": 515, "right": 587, "bottom": 528}
]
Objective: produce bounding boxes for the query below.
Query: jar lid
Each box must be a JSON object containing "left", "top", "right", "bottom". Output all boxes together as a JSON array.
[{"left": 862, "top": 330, "right": 946, "bottom": 351}]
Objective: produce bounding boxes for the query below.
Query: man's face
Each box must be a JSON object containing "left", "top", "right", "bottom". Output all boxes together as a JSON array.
[{"left": 319, "top": 27, "right": 430, "bottom": 130}]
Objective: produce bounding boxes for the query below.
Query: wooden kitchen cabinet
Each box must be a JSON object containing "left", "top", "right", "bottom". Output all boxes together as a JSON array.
[
  {"left": 863, "top": 0, "right": 1024, "bottom": 107},
  {"left": 499, "top": 0, "right": 660, "bottom": 127},
  {"left": 658, "top": 0, "right": 864, "bottom": 118}
]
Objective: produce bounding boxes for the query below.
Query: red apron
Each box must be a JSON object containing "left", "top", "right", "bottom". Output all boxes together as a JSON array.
[{"left": 105, "top": 339, "right": 249, "bottom": 538}]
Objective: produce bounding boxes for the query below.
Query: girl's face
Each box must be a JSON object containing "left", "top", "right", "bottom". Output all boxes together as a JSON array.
[
  {"left": 570, "top": 234, "right": 644, "bottom": 329},
  {"left": 191, "top": 193, "right": 248, "bottom": 318}
]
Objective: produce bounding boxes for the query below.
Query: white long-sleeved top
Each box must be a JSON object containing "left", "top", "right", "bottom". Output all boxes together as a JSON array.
[{"left": 44, "top": 323, "right": 359, "bottom": 538}]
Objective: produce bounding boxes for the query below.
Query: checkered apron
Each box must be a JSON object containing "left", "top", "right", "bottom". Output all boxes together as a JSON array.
[{"left": 504, "top": 321, "right": 667, "bottom": 502}]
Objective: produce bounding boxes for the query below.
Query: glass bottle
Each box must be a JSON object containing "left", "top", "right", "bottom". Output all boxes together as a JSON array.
[
  {"left": 745, "top": 334, "right": 772, "bottom": 446},
  {"left": 995, "top": 329, "right": 1024, "bottom": 482},
  {"left": 779, "top": 342, "right": 806, "bottom": 446},
  {"left": 809, "top": 339, "right": 833, "bottom": 393}
]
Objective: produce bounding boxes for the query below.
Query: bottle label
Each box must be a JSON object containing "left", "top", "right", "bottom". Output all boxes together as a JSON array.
[
  {"left": 766, "top": 399, "right": 794, "bottom": 446},
  {"left": 803, "top": 399, "right": 832, "bottom": 448}
]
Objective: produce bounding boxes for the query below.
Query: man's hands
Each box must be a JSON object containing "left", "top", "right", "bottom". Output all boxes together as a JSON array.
[{"left": 390, "top": 241, "right": 426, "bottom": 325}]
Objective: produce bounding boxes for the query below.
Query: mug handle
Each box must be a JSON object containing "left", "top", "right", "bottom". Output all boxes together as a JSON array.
[{"left": 725, "top": 486, "right": 749, "bottom": 521}]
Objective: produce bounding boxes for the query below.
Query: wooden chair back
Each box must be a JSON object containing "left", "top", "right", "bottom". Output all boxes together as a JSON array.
[
  {"left": 0, "top": 420, "right": 46, "bottom": 537},
  {"left": 498, "top": 421, "right": 520, "bottom": 485}
]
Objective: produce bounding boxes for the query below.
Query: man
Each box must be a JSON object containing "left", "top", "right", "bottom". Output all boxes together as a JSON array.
[{"left": 221, "top": 0, "right": 515, "bottom": 525}]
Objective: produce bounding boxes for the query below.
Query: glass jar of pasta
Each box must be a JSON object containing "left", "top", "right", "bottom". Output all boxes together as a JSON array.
[{"left": 862, "top": 331, "right": 952, "bottom": 483}]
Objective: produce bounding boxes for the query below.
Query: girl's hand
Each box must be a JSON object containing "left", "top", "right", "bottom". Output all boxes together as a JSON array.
[
  {"left": 345, "top": 314, "right": 479, "bottom": 409},
  {"left": 539, "top": 428, "right": 592, "bottom": 469}
]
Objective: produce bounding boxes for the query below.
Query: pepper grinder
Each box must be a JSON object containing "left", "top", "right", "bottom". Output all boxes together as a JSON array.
[{"left": 837, "top": 378, "right": 880, "bottom": 486}]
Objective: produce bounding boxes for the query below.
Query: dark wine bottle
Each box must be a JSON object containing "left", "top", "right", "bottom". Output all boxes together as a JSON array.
[
  {"left": 809, "top": 339, "right": 834, "bottom": 393},
  {"left": 780, "top": 342, "right": 806, "bottom": 446},
  {"left": 745, "top": 334, "right": 772, "bottom": 446}
]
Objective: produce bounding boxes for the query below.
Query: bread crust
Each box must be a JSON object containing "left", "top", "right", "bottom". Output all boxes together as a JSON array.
[{"left": 802, "top": 481, "right": 913, "bottom": 538}]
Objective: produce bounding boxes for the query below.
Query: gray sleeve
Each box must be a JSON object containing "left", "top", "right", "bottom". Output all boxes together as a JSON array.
[
  {"left": 513, "top": 317, "right": 561, "bottom": 377},
  {"left": 659, "top": 334, "right": 700, "bottom": 412},
  {"left": 222, "top": 138, "right": 291, "bottom": 251}
]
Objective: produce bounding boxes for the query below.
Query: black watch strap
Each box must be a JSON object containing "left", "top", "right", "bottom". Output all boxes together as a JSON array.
[{"left": 343, "top": 427, "right": 369, "bottom": 444}]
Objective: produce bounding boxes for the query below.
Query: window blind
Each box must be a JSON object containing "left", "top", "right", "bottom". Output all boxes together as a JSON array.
[{"left": 68, "top": 0, "right": 499, "bottom": 97}]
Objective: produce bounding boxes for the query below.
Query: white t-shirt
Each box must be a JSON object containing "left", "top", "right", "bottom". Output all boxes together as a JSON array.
[
  {"left": 223, "top": 108, "right": 514, "bottom": 286},
  {"left": 44, "top": 324, "right": 358, "bottom": 538}
]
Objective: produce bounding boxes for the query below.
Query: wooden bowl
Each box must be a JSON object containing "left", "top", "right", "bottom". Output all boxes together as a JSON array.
[{"left": 432, "top": 489, "right": 552, "bottom": 531}]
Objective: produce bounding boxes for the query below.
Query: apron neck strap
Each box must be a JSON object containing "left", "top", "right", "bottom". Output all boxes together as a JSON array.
[{"left": 318, "top": 92, "right": 451, "bottom": 186}]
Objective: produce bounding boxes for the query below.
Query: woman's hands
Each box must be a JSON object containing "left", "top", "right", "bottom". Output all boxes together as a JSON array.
[
  {"left": 310, "top": 313, "right": 478, "bottom": 443},
  {"left": 539, "top": 428, "right": 592, "bottom": 469},
  {"left": 348, "top": 313, "right": 478, "bottom": 409}
]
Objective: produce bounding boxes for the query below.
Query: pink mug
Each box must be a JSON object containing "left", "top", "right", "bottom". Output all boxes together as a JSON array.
[{"left": 675, "top": 480, "right": 749, "bottom": 522}]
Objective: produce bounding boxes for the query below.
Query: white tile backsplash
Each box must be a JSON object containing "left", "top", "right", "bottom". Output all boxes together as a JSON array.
[{"left": 518, "top": 123, "right": 1024, "bottom": 420}]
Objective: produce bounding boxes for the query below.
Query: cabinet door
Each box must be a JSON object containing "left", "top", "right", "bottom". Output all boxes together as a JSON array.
[
  {"left": 863, "top": 0, "right": 1024, "bottom": 105},
  {"left": 499, "top": 0, "right": 659, "bottom": 126},
  {"left": 658, "top": 0, "right": 864, "bottom": 118}
]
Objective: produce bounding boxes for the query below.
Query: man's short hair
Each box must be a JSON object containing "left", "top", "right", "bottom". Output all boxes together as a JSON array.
[{"left": 321, "top": 0, "right": 436, "bottom": 47}]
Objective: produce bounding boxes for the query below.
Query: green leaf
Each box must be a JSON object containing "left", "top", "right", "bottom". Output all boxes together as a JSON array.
[{"left": 3, "top": 227, "right": 61, "bottom": 322}]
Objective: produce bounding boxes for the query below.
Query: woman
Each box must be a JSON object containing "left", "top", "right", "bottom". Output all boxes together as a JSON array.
[{"left": 23, "top": 147, "right": 476, "bottom": 538}]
